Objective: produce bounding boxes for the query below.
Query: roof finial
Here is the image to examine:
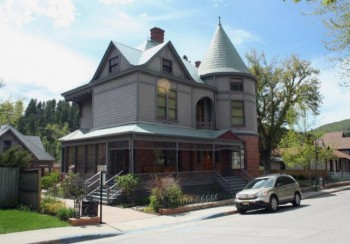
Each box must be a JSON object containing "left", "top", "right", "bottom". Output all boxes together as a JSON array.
[{"left": 218, "top": 16, "right": 221, "bottom": 25}]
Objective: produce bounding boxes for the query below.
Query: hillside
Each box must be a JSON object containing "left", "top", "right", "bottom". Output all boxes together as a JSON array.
[{"left": 315, "top": 119, "right": 350, "bottom": 136}]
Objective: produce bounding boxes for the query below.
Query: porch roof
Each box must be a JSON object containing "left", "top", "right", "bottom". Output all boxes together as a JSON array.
[
  {"left": 59, "top": 123, "right": 238, "bottom": 142},
  {"left": 333, "top": 150, "right": 350, "bottom": 160}
]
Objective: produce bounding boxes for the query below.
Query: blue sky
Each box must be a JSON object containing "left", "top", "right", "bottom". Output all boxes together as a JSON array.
[{"left": 0, "top": 0, "right": 349, "bottom": 128}]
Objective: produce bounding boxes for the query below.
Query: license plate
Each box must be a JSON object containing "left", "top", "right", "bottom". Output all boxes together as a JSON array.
[{"left": 242, "top": 201, "right": 249, "bottom": 206}]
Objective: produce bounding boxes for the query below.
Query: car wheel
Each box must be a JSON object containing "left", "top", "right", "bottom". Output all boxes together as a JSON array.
[
  {"left": 269, "top": 196, "right": 279, "bottom": 212},
  {"left": 236, "top": 207, "right": 246, "bottom": 214},
  {"left": 293, "top": 193, "right": 301, "bottom": 207}
]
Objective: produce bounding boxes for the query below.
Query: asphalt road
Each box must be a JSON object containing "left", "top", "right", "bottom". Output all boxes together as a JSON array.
[{"left": 83, "top": 189, "right": 350, "bottom": 244}]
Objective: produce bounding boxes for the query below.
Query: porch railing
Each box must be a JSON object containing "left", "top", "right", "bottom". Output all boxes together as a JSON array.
[
  {"left": 240, "top": 169, "right": 253, "bottom": 181},
  {"left": 329, "top": 171, "right": 350, "bottom": 180},
  {"left": 105, "top": 170, "right": 124, "bottom": 203},
  {"left": 84, "top": 171, "right": 101, "bottom": 196},
  {"left": 135, "top": 171, "right": 216, "bottom": 183},
  {"left": 214, "top": 171, "right": 231, "bottom": 194}
]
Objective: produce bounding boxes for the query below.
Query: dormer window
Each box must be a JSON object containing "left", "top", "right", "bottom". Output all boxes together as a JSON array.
[
  {"left": 230, "top": 78, "right": 243, "bottom": 91},
  {"left": 162, "top": 59, "right": 172, "bottom": 73},
  {"left": 109, "top": 56, "right": 119, "bottom": 73}
]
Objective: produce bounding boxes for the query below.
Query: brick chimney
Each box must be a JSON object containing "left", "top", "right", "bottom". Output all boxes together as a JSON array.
[
  {"left": 150, "top": 27, "right": 165, "bottom": 44},
  {"left": 195, "top": 61, "right": 201, "bottom": 68}
]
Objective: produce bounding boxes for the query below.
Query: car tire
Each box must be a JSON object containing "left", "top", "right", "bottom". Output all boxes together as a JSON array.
[
  {"left": 236, "top": 207, "right": 246, "bottom": 214},
  {"left": 268, "top": 196, "right": 279, "bottom": 212},
  {"left": 292, "top": 193, "right": 301, "bottom": 207}
]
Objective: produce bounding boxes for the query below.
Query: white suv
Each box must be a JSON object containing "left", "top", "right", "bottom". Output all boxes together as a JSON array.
[{"left": 234, "top": 174, "right": 302, "bottom": 214}]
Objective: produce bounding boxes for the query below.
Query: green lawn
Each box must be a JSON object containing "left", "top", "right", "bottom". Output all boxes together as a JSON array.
[{"left": 0, "top": 209, "right": 70, "bottom": 234}]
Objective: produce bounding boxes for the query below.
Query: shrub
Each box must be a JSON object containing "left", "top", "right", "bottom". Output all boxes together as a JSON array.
[
  {"left": 41, "top": 197, "right": 65, "bottom": 216},
  {"left": 59, "top": 173, "right": 85, "bottom": 200},
  {"left": 41, "top": 172, "right": 60, "bottom": 190},
  {"left": 56, "top": 207, "right": 75, "bottom": 221},
  {"left": 0, "top": 146, "right": 32, "bottom": 169},
  {"left": 116, "top": 174, "right": 139, "bottom": 204},
  {"left": 148, "top": 175, "right": 182, "bottom": 211}
]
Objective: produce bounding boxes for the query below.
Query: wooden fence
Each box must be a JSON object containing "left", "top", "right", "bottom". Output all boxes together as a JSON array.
[
  {"left": 0, "top": 167, "right": 19, "bottom": 208},
  {"left": 0, "top": 167, "right": 41, "bottom": 210}
]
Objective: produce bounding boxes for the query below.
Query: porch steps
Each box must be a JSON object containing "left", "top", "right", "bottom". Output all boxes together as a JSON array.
[
  {"left": 87, "top": 186, "right": 122, "bottom": 205},
  {"left": 222, "top": 176, "right": 247, "bottom": 195}
]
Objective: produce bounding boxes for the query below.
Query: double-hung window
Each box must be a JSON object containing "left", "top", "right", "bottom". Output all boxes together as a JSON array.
[
  {"left": 231, "top": 100, "right": 244, "bottom": 126},
  {"left": 109, "top": 56, "right": 119, "bottom": 73},
  {"left": 162, "top": 59, "right": 172, "bottom": 73},
  {"left": 157, "top": 88, "right": 177, "bottom": 120},
  {"left": 230, "top": 78, "right": 243, "bottom": 91}
]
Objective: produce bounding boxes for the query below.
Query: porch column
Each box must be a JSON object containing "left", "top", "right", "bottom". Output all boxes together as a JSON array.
[
  {"left": 176, "top": 142, "right": 179, "bottom": 174},
  {"left": 105, "top": 142, "right": 108, "bottom": 173},
  {"left": 212, "top": 144, "right": 215, "bottom": 171},
  {"left": 130, "top": 136, "right": 134, "bottom": 174}
]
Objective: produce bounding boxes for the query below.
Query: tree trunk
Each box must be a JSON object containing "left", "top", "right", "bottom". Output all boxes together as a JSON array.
[{"left": 263, "top": 149, "right": 272, "bottom": 175}]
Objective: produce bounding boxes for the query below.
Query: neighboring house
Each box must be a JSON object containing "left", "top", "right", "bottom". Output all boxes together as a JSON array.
[
  {"left": 320, "top": 132, "right": 350, "bottom": 178},
  {"left": 0, "top": 124, "right": 55, "bottom": 173},
  {"left": 60, "top": 20, "right": 259, "bottom": 189}
]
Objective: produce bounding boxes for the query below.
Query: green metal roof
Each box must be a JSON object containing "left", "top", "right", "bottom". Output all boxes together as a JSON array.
[
  {"left": 59, "top": 123, "right": 234, "bottom": 142},
  {"left": 198, "top": 22, "right": 250, "bottom": 76}
]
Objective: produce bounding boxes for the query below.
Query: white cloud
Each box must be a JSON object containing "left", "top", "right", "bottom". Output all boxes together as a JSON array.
[
  {"left": 224, "top": 26, "right": 260, "bottom": 46},
  {"left": 0, "top": 0, "right": 77, "bottom": 28},
  {"left": 0, "top": 23, "right": 96, "bottom": 102}
]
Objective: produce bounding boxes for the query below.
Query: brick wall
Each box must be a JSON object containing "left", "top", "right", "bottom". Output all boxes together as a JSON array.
[{"left": 238, "top": 134, "right": 260, "bottom": 177}]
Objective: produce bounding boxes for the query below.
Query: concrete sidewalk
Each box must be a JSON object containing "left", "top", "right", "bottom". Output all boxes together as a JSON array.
[{"left": 1, "top": 184, "right": 350, "bottom": 244}]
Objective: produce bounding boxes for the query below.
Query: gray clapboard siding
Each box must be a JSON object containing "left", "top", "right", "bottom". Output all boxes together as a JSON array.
[
  {"left": 80, "top": 100, "right": 92, "bottom": 129},
  {"left": 216, "top": 100, "right": 231, "bottom": 129},
  {"left": 177, "top": 91, "right": 192, "bottom": 127},
  {"left": 93, "top": 83, "right": 137, "bottom": 128},
  {"left": 97, "top": 48, "right": 133, "bottom": 80},
  {"left": 138, "top": 82, "right": 156, "bottom": 123},
  {"left": 94, "top": 74, "right": 137, "bottom": 93}
]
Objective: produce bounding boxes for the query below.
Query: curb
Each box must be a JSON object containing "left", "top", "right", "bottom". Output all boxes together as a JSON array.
[{"left": 35, "top": 232, "right": 121, "bottom": 244}]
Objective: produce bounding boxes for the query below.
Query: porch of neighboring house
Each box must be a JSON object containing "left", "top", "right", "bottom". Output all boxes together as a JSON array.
[{"left": 326, "top": 154, "right": 350, "bottom": 180}]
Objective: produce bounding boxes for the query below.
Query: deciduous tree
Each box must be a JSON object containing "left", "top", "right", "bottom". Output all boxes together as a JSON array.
[
  {"left": 246, "top": 50, "right": 322, "bottom": 173},
  {"left": 290, "top": 0, "right": 350, "bottom": 86}
]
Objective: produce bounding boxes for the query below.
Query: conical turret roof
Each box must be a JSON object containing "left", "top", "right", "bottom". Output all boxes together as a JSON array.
[{"left": 198, "top": 20, "right": 250, "bottom": 76}]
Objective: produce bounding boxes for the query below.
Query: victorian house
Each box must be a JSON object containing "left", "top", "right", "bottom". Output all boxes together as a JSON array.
[{"left": 60, "top": 20, "right": 259, "bottom": 192}]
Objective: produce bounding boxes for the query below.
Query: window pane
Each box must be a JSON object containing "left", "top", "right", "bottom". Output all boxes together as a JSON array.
[
  {"left": 168, "top": 109, "right": 176, "bottom": 119},
  {"left": 168, "top": 98, "right": 176, "bottom": 108},
  {"left": 232, "top": 109, "right": 244, "bottom": 116},
  {"left": 169, "top": 90, "right": 176, "bottom": 98},
  {"left": 232, "top": 117, "right": 244, "bottom": 125},
  {"left": 157, "top": 96, "right": 166, "bottom": 106},
  {"left": 157, "top": 108, "right": 166, "bottom": 118},
  {"left": 232, "top": 101, "right": 243, "bottom": 107}
]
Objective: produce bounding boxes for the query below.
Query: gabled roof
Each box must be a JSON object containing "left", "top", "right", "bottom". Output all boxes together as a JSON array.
[
  {"left": 59, "top": 122, "right": 241, "bottom": 143},
  {"left": 198, "top": 21, "right": 250, "bottom": 77},
  {"left": 0, "top": 124, "right": 55, "bottom": 161},
  {"left": 91, "top": 40, "right": 193, "bottom": 82},
  {"left": 321, "top": 132, "right": 350, "bottom": 150}
]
